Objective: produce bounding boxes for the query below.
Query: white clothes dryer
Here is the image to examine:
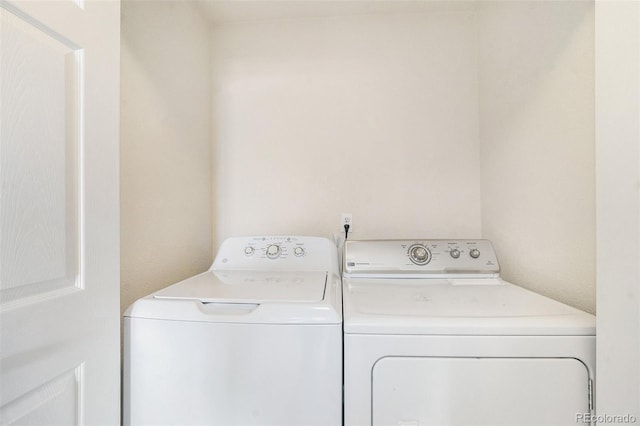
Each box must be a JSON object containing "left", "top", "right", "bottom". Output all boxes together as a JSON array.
[
  {"left": 123, "top": 236, "right": 342, "bottom": 426},
  {"left": 343, "top": 239, "right": 595, "bottom": 426}
]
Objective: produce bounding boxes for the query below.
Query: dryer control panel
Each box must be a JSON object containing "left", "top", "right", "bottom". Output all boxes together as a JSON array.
[
  {"left": 211, "top": 236, "right": 338, "bottom": 272},
  {"left": 343, "top": 239, "right": 499, "bottom": 277}
]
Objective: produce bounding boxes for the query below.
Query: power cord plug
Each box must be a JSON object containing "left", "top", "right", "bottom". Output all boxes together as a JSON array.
[{"left": 344, "top": 223, "right": 350, "bottom": 240}]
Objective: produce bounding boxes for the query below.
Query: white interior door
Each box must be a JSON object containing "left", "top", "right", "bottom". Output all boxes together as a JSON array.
[{"left": 1, "top": 0, "right": 120, "bottom": 424}]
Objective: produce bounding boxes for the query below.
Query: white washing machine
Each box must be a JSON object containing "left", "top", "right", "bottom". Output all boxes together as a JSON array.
[
  {"left": 343, "top": 239, "right": 595, "bottom": 426},
  {"left": 123, "top": 236, "right": 342, "bottom": 426}
]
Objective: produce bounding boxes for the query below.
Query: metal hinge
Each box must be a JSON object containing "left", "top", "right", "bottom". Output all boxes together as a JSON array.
[{"left": 588, "top": 378, "right": 594, "bottom": 412}]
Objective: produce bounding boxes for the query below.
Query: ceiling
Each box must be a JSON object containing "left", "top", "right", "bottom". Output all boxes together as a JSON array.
[{"left": 197, "top": 0, "right": 477, "bottom": 24}]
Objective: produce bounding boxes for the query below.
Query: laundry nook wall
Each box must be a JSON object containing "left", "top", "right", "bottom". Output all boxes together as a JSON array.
[
  {"left": 120, "top": 0, "right": 213, "bottom": 319},
  {"left": 211, "top": 7, "right": 483, "bottom": 244},
  {"left": 119, "top": 0, "right": 595, "bottom": 320},
  {"left": 477, "top": 1, "right": 595, "bottom": 313}
]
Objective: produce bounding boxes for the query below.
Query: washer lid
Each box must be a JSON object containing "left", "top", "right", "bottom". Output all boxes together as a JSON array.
[
  {"left": 153, "top": 270, "right": 327, "bottom": 304},
  {"left": 124, "top": 270, "right": 340, "bottom": 324},
  {"left": 343, "top": 278, "right": 595, "bottom": 335}
]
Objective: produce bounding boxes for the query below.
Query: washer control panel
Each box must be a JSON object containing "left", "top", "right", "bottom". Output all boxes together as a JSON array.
[
  {"left": 344, "top": 239, "right": 499, "bottom": 277},
  {"left": 211, "top": 236, "right": 334, "bottom": 271}
]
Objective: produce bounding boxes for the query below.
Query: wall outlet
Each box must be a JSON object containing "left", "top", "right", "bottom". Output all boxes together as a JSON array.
[{"left": 341, "top": 213, "right": 353, "bottom": 233}]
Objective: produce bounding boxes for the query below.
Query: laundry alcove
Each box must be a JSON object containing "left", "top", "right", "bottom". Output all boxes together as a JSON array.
[{"left": 120, "top": 0, "right": 640, "bottom": 417}]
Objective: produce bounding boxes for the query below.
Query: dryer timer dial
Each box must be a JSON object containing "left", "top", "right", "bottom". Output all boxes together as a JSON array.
[{"left": 408, "top": 244, "right": 432, "bottom": 265}]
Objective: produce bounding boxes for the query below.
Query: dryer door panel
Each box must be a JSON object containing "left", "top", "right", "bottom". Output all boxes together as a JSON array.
[{"left": 372, "top": 357, "right": 590, "bottom": 426}]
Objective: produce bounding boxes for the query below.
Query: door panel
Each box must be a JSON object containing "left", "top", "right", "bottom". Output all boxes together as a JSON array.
[
  {"left": 1, "top": 1, "right": 120, "bottom": 424},
  {"left": 1, "top": 368, "right": 80, "bottom": 425},
  {"left": 1, "top": 2, "right": 80, "bottom": 305},
  {"left": 372, "top": 357, "right": 590, "bottom": 426}
]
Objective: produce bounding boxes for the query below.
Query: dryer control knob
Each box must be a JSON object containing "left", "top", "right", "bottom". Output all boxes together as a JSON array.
[
  {"left": 293, "top": 246, "right": 305, "bottom": 257},
  {"left": 409, "top": 244, "right": 431, "bottom": 265},
  {"left": 266, "top": 244, "right": 281, "bottom": 259},
  {"left": 469, "top": 248, "right": 481, "bottom": 259},
  {"left": 244, "top": 246, "right": 255, "bottom": 256},
  {"left": 450, "top": 248, "right": 461, "bottom": 259}
]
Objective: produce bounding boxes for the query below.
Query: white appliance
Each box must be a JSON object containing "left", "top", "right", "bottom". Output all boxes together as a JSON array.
[
  {"left": 123, "top": 236, "right": 342, "bottom": 426},
  {"left": 343, "top": 239, "right": 595, "bottom": 426}
]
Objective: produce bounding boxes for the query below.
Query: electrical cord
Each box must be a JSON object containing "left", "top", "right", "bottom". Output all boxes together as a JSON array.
[{"left": 344, "top": 223, "right": 350, "bottom": 240}]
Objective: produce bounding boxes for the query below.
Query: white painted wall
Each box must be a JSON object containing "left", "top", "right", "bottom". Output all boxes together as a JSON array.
[
  {"left": 210, "top": 3, "right": 596, "bottom": 314},
  {"left": 120, "top": 0, "right": 212, "bottom": 315},
  {"left": 595, "top": 0, "right": 640, "bottom": 418},
  {"left": 211, "top": 9, "right": 482, "bottom": 245},
  {"left": 478, "top": 1, "right": 595, "bottom": 313},
  {"left": 119, "top": 1, "right": 596, "bottom": 319}
]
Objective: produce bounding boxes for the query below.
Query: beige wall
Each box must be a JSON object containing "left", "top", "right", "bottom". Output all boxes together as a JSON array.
[
  {"left": 119, "top": 1, "right": 595, "bottom": 318},
  {"left": 211, "top": 9, "right": 482, "bottom": 245},
  {"left": 120, "top": 0, "right": 212, "bottom": 315},
  {"left": 210, "top": 4, "right": 595, "bottom": 314},
  {"left": 478, "top": 1, "right": 595, "bottom": 313}
]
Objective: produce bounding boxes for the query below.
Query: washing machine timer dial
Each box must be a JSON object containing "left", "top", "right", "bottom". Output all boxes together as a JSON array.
[
  {"left": 266, "top": 244, "right": 281, "bottom": 259},
  {"left": 408, "top": 244, "right": 432, "bottom": 265}
]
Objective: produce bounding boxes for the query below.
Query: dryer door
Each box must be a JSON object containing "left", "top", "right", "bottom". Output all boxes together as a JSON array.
[{"left": 372, "top": 357, "right": 591, "bottom": 426}]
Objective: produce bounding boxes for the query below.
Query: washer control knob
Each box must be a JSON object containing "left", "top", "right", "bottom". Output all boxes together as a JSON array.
[
  {"left": 244, "top": 246, "right": 255, "bottom": 256},
  {"left": 293, "top": 246, "right": 305, "bottom": 257},
  {"left": 450, "top": 248, "right": 461, "bottom": 259},
  {"left": 469, "top": 248, "right": 481, "bottom": 259},
  {"left": 266, "top": 244, "right": 281, "bottom": 259},
  {"left": 409, "top": 244, "right": 431, "bottom": 265}
]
